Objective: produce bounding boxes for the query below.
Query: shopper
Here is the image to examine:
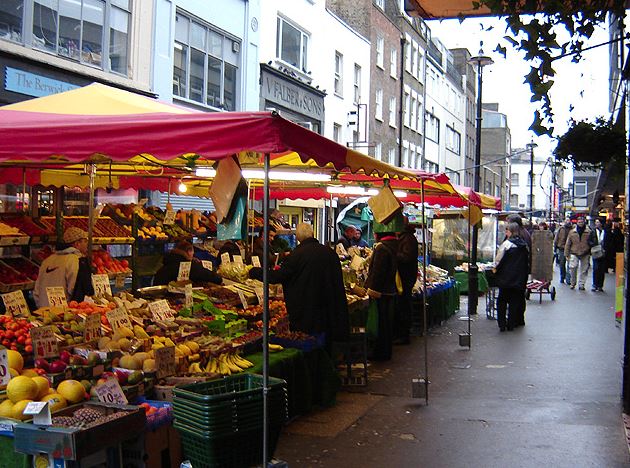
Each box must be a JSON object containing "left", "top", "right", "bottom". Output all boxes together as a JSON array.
[
  {"left": 249, "top": 223, "right": 349, "bottom": 351},
  {"left": 336, "top": 225, "right": 357, "bottom": 251},
  {"left": 564, "top": 216, "right": 593, "bottom": 290},
  {"left": 493, "top": 223, "right": 529, "bottom": 331},
  {"left": 394, "top": 220, "right": 419, "bottom": 344},
  {"left": 33, "top": 227, "right": 94, "bottom": 307},
  {"left": 589, "top": 219, "right": 607, "bottom": 292},
  {"left": 506, "top": 214, "right": 531, "bottom": 326},
  {"left": 154, "top": 240, "right": 222, "bottom": 285},
  {"left": 554, "top": 217, "right": 573, "bottom": 285},
  {"left": 252, "top": 225, "right": 279, "bottom": 267},
  {"left": 352, "top": 226, "right": 369, "bottom": 247},
  {"left": 607, "top": 221, "right": 624, "bottom": 273},
  {"left": 365, "top": 231, "right": 399, "bottom": 360}
]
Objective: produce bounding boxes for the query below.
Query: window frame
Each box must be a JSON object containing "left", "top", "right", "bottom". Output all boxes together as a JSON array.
[
  {"left": 353, "top": 63, "right": 361, "bottom": 104},
  {"left": 376, "top": 36, "right": 384, "bottom": 69},
  {"left": 374, "top": 142, "right": 382, "bottom": 160},
  {"left": 390, "top": 48, "right": 397, "bottom": 78},
  {"left": 510, "top": 173, "right": 519, "bottom": 187},
  {"left": 574, "top": 180, "right": 587, "bottom": 198},
  {"left": 334, "top": 50, "right": 343, "bottom": 97},
  {"left": 276, "top": 15, "right": 309, "bottom": 73},
  {"left": 375, "top": 88, "right": 383, "bottom": 121},
  {"left": 388, "top": 96, "right": 396, "bottom": 127}
]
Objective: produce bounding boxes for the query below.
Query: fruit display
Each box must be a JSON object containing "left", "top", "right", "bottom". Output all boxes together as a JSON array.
[
  {"left": 50, "top": 404, "right": 130, "bottom": 428},
  {"left": 1, "top": 256, "right": 40, "bottom": 281},
  {"left": 0, "top": 215, "right": 53, "bottom": 237},
  {"left": 92, "top": 249, "right": 131, "bottom": 276},
  {"left": 39, "top": 216, "right": 132, "bottom": 241},
  {"left": 0, "top": 221, "right": 24, "bottom": 236},
  {"left": 217, "top": 262, "right": 253, "bottom": 283},
  {"left": 0, "top": 262, "right": 33, "bottom": 291},
  {"left": 137, "top": 225, "right": 169, "bottom": 241},
  {"left": 104, "top": 204, "right": 191, "bottom": 241},
  {"left": 0, "top": 316, "right": 34, "bottom": 354}
]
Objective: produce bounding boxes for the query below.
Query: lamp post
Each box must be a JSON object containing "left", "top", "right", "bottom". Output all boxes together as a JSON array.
[
  {"left": 467, "top": 45, "right": 493, "bottom": 317},
  {"left": 526, "top": 139, "right": 538, "bottom": 225}
]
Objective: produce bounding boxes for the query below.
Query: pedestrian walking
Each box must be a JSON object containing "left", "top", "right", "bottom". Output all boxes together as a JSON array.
[
  {"left": 589, "top": 219, "right": 607, "bottom": 292},
  {"left": 493, "top": 223, "right": 529, "bottom": 331},
  {"left": 564, "top": 216, "right": 593, "bottom": 290},
  {"left": 506, "top": 214, "right": 531, "bottom": 326},
  {"left": 554, "top": 217, "right": 572, "bottom": 285}
]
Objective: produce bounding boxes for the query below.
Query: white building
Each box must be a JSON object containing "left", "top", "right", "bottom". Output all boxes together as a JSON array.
[{"left": 509, "top": 149, "right": 557, "bottom": 219}]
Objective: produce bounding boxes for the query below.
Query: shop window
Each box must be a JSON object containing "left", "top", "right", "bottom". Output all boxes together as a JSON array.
[
  {"left": 277, "top": 16, "right": 309, "bottom": 73},
  {"left": 334, "top": 51, "right": 343, "bottom": 96},
  {"left": 174, "top": 11, "right": 240, "bottom": 110},
  {"left": 0, "top": 1, "right": 23, "bottom": 42}
]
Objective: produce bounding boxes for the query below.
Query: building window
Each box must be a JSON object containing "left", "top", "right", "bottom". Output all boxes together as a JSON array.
[
  {"left": 389, "top": 97, "right": 396, "bottom": 127},
  {"left": 333, "top": 123, "right": 342, "bottom": 143},
  {"left": 5, "top": 0, "right": 130, "bottom": 75},
  {"left": 403, "top": 90, "right": 410, "bottom": 127},
  {"left": 375, "top": 89, "right": 383, "bottom": 121},
  {"left": 417, "top": 50, "right": 424, "bottom": 81},
  {"left": 426, "top": 112, "right": 439, "bottom": 142},
  {"left": 527, "top": 170, "right": 534, "bottom": 186},
  {"left": 405, "top": 37, "right": 411, "bottom": 72},
  {"left": 446, "top": 125, "right": 461, "bottom": 154},
  {"left": 510, "top": 194, "right": 519, "bottom": 207},
  {"left": 353, "top": 63, "right": 361, "bottom": 104},
  {"left": 402, "top": 146, "right": 409, "bottom": 167},
  {"left": 375, "top": 0, "right": 384, "bottom": 9},
  {"left": 410, "top": 94, "right": 417, "bottom": 131},
  {"left": 390, "top": 48, "right": 397, "bottom": 78},
  {"left": 376, "top": 36, "right": 384, "bottom": 68},
  {"left": 574, "top": 180, "right": 587, "bottom": 198},
  {"left": 511, "top": 173, "right": 519, "bottom": 187},
  {"left": 388, "top": 148, "right": 396, "bottom": 165},
  {"left": 375, "top": 143, "right": 383, "bottom": 160},
  {"left": 411, "top": 42, "right": 418, "bottom": 78},
  {"left": 334, "top": 51, "right": 343, "bottom": 96},
  {"left": 174, "top": 12, "right": 240, "bottom": 110},
  {"left": 416, "top": 99, "right": 423, "bottom": 133},
  {"left": 277, "top": 16, "right": 309, "bottom": 73}
]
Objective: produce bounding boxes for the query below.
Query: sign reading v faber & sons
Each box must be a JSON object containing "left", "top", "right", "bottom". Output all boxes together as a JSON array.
[{"left": 261, "top": 67, "right": 324, "bottom": 121}]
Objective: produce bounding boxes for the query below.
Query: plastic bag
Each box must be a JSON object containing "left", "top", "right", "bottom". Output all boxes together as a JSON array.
[{"left": 217, "top": 194, "right": 247, "bottom": 241}]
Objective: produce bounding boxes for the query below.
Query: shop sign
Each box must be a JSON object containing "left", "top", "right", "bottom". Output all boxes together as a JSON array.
[
  {"left": 261, "top": 68, "right": 324, "bottom": 120},
  {"left": 83, "top": 313, "right": 102, "bottom": 343},
  {"left": 5, "top": 67, "right": 79, "bottom": 98},
  {"left": 46, "top": 287, "right": 67, "bottom": 308},
  {"left": 31, "top": 326, "right": 59, "bottom": 359}
]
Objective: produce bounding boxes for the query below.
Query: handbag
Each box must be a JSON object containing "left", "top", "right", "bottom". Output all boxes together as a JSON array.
[{"left": 591, "top": 244, "right": 604, "bottom": 259}]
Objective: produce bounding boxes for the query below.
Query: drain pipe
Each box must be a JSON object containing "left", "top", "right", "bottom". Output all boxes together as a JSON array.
[{"left": 397, "top": 35, "right": 406, "bottom": 167}]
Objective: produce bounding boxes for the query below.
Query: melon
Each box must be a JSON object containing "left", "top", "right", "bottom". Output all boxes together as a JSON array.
[
  {"left": 21, "top": 369, "right": 40, "bottom": 378},
  {"left": 32, "top": 376, "right": 50, "bottom": 400},
  {"left": 120, "top": 354, "right": 141, "bottom": 370},
  {"left": 7, "top": 376, "right": 38, "bottom": 403},
  {"left": 0, "top": 399, "right": 13, "bottom": 418},
  {"left": 12, "top": 399, "right": 33, "bottom": 420},
  {"left": 57, "top": 380, "right": 86, "bottom": 404},
  {"left": 142, "top": 359, "right": 156, "bottom": 372},
  {"left": 7, "top": 350, "right": 24, "bottom": 373},
  {"left": 41, "top": 393, "right": 67, "bottom": 413}
]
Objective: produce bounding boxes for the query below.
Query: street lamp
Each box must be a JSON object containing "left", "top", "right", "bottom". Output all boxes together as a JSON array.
[
  {"left": 467, "top": 44, "right": 493, "bottom": 317},
  {"left": 526, "top": 139, "right": 538, "bottom": 225}
]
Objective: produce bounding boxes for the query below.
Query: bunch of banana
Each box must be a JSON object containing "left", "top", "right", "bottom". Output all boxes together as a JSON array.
[
  {"left": 205, "top": 353, "right": 254, "bottom": 376},
  {"left": 188, "top": 362, "right": 204, "bottom": 373}
]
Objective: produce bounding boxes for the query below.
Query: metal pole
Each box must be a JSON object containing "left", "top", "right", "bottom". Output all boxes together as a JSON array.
[
  {"left": 421, "top": 180, "right": 429, "bottom": 404},
  {"left": 397, "top": 35, "right": 406, "bottom": 167},
  {"left": 22, "top": 168, "right": 26, "bottom": 213},
  {"left": 529, "top": 144, "right": 534, "bottom": 224},
  {"left": 87, "top": 164, "right": 96, "bottom": 267},
  {"left": 262, "top": 153, "right": 270, "bottom": 466},
  {"left": 167, "top": 178, "right": 171, "bottom": 203}
]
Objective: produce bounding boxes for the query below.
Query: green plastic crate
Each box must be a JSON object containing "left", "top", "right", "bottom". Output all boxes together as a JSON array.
[{"left": 173, "top": 374, "right": 286, "bottom": 404}]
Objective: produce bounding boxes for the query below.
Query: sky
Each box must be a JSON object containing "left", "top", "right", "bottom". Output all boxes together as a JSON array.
[{"left": 427, "top": 16, "right": 613, "bottom": 165}]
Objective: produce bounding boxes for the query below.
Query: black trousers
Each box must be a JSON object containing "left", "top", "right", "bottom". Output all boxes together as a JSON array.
[
  {"left": 593, "top": 257, "right": 606, "bottom": 289},
  {"left": 497, "top": 287, "right": 522, "bottom": 329},
  {"left": 373, "top": 295, "right": 394, "bottom": 360}
]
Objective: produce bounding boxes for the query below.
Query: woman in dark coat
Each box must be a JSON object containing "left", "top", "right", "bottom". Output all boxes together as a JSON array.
[
  {"left": 395, "top": 221, "right": 419, "bottom": 344},
  {"left": 365, "top": 232, "right": 399, "bottom": 360},
  {"left": 154, "top": 241, "right": 223, "bottom": 286}
]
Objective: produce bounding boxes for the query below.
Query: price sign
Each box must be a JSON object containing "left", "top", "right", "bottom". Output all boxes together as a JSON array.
[
  {"left": 23, "top": 401, "right": 51, "bottom": 425},
  {"left": 0, "top": 350, "right": 10, "bottom": 386},
  {"left": 1, "top": 290, "right": 29, "bottom": 317},
  {"left": 46, "top": 287, "right": 67, "bottom": 308},
  {"left": 350, "top": 255, "right": 365, "bottom": 271},
  {"left": 177, "top": 262, "right": 191, "bottom": 281},
  {"left": 233, "top": 255, "right": 243, "bottom": 266},
  {"left": 237, "top": 290, "right": 248, "bottom": 310},
  {"left": 91, "top": 274, "right": 112, "bottom": 298},
  {"left": 155, "top": 346, "right": 176, "bottom": 378},
  {"left": 94, "top": 378, "right": 128, "bottom": 405},
  {"left": 164, "top": 210, "right": 176, "bottom": 225},
  {"left": 184, "top": 284, "right": 193, "bottom": 308},
  {"left": 115, "top": 274, "right": 126, "bottom": 289},
  {"left": 106, "top": 308, "right": 132, "bottom": 332},
  {"left": 254, "top": 287, "right": 264, "bottom": 305},
  {"left": 149, "top": 300, "right": 174, "bottom": 321},
  {"left": 251, "top": 256, "right": 261, "bottom": 268},
  {"left": 31, "top": 326, "right": 59, "bottom": 359},
  {"left": 221, "top": 252, "right": 231, "bottom": 265},
  {"left": 83, "top": 313, "right": 102, "bottom": 343},
  {"left": 201, "top": 260, "right": 213, "bottom": 271}
]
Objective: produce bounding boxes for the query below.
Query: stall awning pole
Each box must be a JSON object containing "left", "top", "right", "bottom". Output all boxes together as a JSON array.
[
  {"left": 262, "top": 152, "right": 270, "bottom": 466},
  {"left": 21, "top": 168, "right": 26, "bottom": 213},
  {"left": 87, "top": 163, "right": 96, "bottom": 266},
  {"left": 421, "top": 180, "right": 429, "bottom": 404}
]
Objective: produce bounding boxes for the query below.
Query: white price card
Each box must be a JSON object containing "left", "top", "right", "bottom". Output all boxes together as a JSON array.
[
  {"left": 106, "top": 308, "right": 132, "bottom": 332},
  {"left": 1, "top": 290, "right": 29, "bottom": 317},
  {"left": 46, "top": 287, "right": 67, "bottom": 308},
  {"left": 163, "top": 210, "right": 176, "bottom": 225},
  {"left": 31, "top": 326, "right": 59, "bottom": 359},
  {"left": 149, "top": 299, "right": 174, "bottom": 321},
  {"left": 184, "top": 284, "right": 193, "bottom": 308},
  {"left": 155, "top": 346, "right": 176, "bottom": 379},
  {"left": 91, "top": 274, "right": 112, "bottom": 298},
  {"left": 221, "top": 252, "right": 231, "bottom": 265},
  {"left": 254, "top": 287, "right": 264, "bottom": 305},
  {"left": 23, "top": 401, "right": 51, "bottom": 425},
  {"left": 0, "top": 350, "right": 11, "bottom": 386},
  {"left": 237, "top": 290, "right": 248, "bottom": 310},
  {"left": 83, "top": 313, "right": 102, "bottom": 343},
  {"left": 233, "top": 255, "right": 243, "bottom": 266},
  {"left": 94, "top": 378, "right": 128, "bottom": 405},
  {"left": 201, "top": 260, "right": 213, "bottom": 271},
  {"left": 177, "top": 262, "right": 191, "bottom": 281},
  {"left": 251, "top": 256, "right": 261, "bottom": 268}
]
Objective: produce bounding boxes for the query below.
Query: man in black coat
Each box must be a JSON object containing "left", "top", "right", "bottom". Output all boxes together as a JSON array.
[
  {"left": 154, "top": 241, "right": 223, "bottom": 286},
  {"left": 394, "top": 220, "right": 419, "bottom": 344},
  {"left": 249, "top": 223, "right": 349, "bottom": 350},
  {"left": 494, "top": 222, "right": 530, "bottom": 331}
]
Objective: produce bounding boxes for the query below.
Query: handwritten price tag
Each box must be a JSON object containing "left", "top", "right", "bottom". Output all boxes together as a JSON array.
[
  {"left": 201, "top": 260, "right": 213, "bottom": 271},
  {"left": 83, "top": 314, "right": 102, "bottom": 343},
  {"left": 46, "top": 287, "right": 67, "bottom": 308},
  {"left": 91, "top": 274, "right": 112, "bottom": 298},
  {"left": 149, "top": 300, "right": 174, "bottom": 321},
  {"left": 251, "top": 256, "right": 261, "bottom": 268},
  {"left": 254, "top": 287, "right": 264, "bottom": 305},
  {"left": 177, "top": 262, "right": 191, "bottom": 281},
  {"left": 163, "top": 210, "right": 176, "bottom": 225},
  {"left": 155, "top": 346, "right": 176, "bottom": 379},
  {"left": 221, "top": 252, "right": 231, "bottom": 265},
  {"left": 237, "top": 290, "right": 248, "bottom": 310},
  {"left": 31, "top": 326, "right": 59, "bottom": 359},
  {"left": 0, "top": 350, "right": 10, "bottom": 386},
  {"left": 94, "top": 378, "right": 128, "bottom": 405},
  {"left": 106, "top": 308, "right": 132, "bottom": 332},
  {"left": 1, "top": 290, "right": 29, "bottom": 317},
  {"left": 233, "top": 255, "right": 243, "bottom": 266},
  {"left": 184, "top": 284, "right": 193, "bottom": 308}
]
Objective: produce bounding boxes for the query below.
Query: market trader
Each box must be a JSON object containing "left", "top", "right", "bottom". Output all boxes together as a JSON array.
[
  {"left": 249, "top": 223, "right": 349, "bottom": 352},
  {"left": 154, "top": 240, "right": 223, "bottom": 285},
  {"left": 33, "top": 227, "right": 94, "bottom": 307}
]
